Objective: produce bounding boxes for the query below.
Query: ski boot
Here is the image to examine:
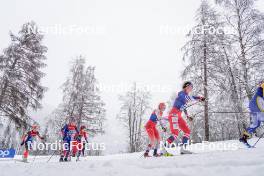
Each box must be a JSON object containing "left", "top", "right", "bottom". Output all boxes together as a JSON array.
[
  {"left": 76, "top": 157, "right": 80, "bottom": 162},
  {"left": 180, "top": 137, "right": 193, "bottom": 154},
  {"left": 180, "top": 146, "right": 193, "bottom": 154},
  {"left": 59, "top": 157, "right": 64, "bottom": 162},
  {"left": 143, "top": 150, "right": 151, "bottom": 157},
  {"left": 22, "top": 156, "right": 28, "bottom": 163},
  {"left": 239, "top": 130, "right": 252, "bottom": 147},
  {"left": 153, "top": 149, "right": 161, "bottom": 157}
]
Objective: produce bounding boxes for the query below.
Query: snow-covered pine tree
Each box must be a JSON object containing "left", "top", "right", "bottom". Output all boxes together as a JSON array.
[
  {"left": 117, "top": 83, "right": 151, "bottom": 153},
  {"left": 182, "top": 0, "right": 224, "bottom": 141},
  {"left": 0, "top": 21, "right": 47, "bottom": 148},
  {"left": 214, "top": 0, "right": 264, "bottom": 136},
  {"left": 215, "top": 0, "right": 264, "bottom": 100},
  {"left": 62, "top": 56, "right": 106, "bottom": 133},
  {"left": 45, "top": 56, "right": 105, "bottom": 148}
]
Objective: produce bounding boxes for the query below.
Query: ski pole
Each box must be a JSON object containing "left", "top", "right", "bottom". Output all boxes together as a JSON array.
[
  {"left": 208, "top": 111, "right": 251, "bottom": 114},
  {"left": 185, "top": 100, "right": 204, "bottom": 109},
  {"left": 47, "top": 150, "right": 57, "bottom": 163},
  {"left": 252, "top": 131, "right": 264, "bottom": 148}
]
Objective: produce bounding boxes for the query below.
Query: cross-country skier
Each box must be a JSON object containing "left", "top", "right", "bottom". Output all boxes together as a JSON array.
[
  {"left": 144, "top": 102, "right": 167, "bottom": 157},
  {"left": 165, "top": 81, "right": 205, "bottom": 154},
  {"left": 21, "top": 125, "right": 44, "bottom": 162},
  {"left": 59, "top": 118, "right": 79, "bottom": 162},
  {"left": 240, "top": 82, "right": 264, "bottom": 147},
  {"left": 78, "top": 125, "right": 88, "bottom": 156},
  {"left": 74, "top": 125, "right": 88, "bottom": 161}
]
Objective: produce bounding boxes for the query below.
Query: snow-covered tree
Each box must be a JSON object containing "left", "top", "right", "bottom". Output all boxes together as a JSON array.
[
  {"left": 62, "top": 56, "right": 105, "bottom": 133},
  {"left": 182, "top": 0, "right": 264, "bottom": 142},
  {"left": 0, "top": 21, "right": 47, "bottom": 148},
  {"left": 214, "top": 0, "right": 264, "bottom": 135},
  {"left": 117, "top": 83, "right": 151, "bottom": 153},
  {"left": 182, "top": 0, "right": 224, "bottom": 141},
  {"left": 45, "top": 56, "right": 105, "bottom": 146},
  {"left": 215, "top": 0, "right": 264, "bottom": 99}
]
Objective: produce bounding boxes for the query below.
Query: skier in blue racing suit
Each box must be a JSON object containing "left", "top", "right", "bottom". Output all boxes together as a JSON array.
[{"left": 240, "top": 82, "right": 264, "bottom": 145}]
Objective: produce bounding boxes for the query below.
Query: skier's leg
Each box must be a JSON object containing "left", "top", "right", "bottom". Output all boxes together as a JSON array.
[
  {"left": 82, "top": 142, "right": 85, "bottom": 156},
  {"left": 153, "top": 127, "right": 161, "bottom": 156},
  {"left": 76, "top": 142, "right": 82, "bottom": 161},
  {"left": 240, "top": 112, "right": 261, "bottom": 145},
  {"left": 72, "top": 140, "right": 78, "bottom": 157},
  {"left": 60, "top": 139, "right": 68, "bottom": 161},
  {"left": 178, "top": 115, "right": 191, "bottom": 145},
  {"left": 64, "top": 140, "right": 71, "bottom": 161},
  {"left": 23, "top": 142, "right": 29, "bottom": 161},
  {"left": 247, "top": 112, "right": 261, "bottom": 134},
  {"left": 177, "top": 115, "right": 192, "bottom": 154},
  {"left": 145, "top": 124, "right": 155, "bottom": 156},
  {"left": 166, "top": 109, "right": 179, "bottom": 146}
]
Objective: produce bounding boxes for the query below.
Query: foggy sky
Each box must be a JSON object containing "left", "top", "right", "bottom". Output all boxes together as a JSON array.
[{"left": 1, "top": 0, "right": 263, "bottom": 127}]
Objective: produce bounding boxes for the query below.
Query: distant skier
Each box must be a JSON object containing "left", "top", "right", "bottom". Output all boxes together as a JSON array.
[
  {"left": 21, "top": 125, "right": 45, "bottom": 162},
  {"left": 144, "top": 102, "right": 167, "bottom": 157},
  {"left": 60, "top": 118, "right": 79, "bottom": 162},
  {"left": 165, "top": 81, "right": 205, "bottom": 154},
  {"left": 74, "top": 125, "right": 89, "bottom": 161},
  {"left": 240, "top": 82, "right": 264, "bottom": 147},
  {"left": 78, "top": 125, "right": 88, "bottom": 156}
]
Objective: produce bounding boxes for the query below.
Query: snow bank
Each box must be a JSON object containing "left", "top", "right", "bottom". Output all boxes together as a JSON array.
[{"left": 0, "top": 139, "right": 263, "bottom": 176}]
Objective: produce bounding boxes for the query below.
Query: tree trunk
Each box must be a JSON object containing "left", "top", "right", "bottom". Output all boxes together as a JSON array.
[
  {"left": 202, "top": 11, "right": 209, "bottom": 141},
  {"left": 203, "top": 43, "right": 209, "bottom": 141}
]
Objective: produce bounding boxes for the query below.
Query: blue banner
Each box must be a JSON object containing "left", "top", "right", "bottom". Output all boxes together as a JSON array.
[{"left": 0, "top": 149, "right": 16, "bottom": 158}]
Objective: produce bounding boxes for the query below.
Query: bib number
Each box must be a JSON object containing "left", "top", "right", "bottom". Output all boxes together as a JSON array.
[{"left": 256, "top": 97, "right": 264, "bottom": 112}]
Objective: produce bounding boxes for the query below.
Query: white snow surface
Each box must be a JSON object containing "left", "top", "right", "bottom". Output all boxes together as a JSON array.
[{"left": 1, "top": 139, "right": 264, "bottom": 176}]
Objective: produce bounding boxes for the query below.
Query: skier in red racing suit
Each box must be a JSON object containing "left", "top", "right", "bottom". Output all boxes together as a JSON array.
[
  {"left": 144, "top": 102, "right": 167, "bottom": 157},
  {"left": 166, "top": 82, "right": 205, "bottom": 153}
]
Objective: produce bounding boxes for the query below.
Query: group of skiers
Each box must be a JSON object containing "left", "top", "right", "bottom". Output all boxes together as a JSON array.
[
  {"left": 20, "top": 118, "right": 88, "bottom": 162},
  {"left": 144, "top": 81, "right": 205, "bottom": 157},
  {"left": 59, "top": 119, "right": 88, "bottom": 162},
  {"left": 20, "top": 81, "right": 264, "bottom": 161},
  {"left": 144, "top": 80, "right": 264, "bottom": 157}
]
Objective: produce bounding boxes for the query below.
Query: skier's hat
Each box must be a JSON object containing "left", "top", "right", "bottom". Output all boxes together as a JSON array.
[
  {"left": 158, "top": 102, "right": 166, "bottom": 110},
  {"left": 80, "top": 125, "right": 86, "bottom": 130},
  {"left": 183, "top": 81, "right": 193, "bottom": 89},
  {"left": 31, "top": 124, "right": 39, "bottom": 130}
]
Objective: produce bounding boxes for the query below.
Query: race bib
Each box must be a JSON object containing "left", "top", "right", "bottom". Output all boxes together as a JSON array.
[
  {"left": 173, "top": 123, "right": 178, "bottom": 129},
  {"left": 171, "top": 115, "right": 178, "bottom": 123},
  {"left": 256, "top": 97, "right": 264, "bottom": 112}
]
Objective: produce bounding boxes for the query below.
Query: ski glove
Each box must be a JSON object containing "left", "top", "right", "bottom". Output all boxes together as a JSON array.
[
  {"left": 187, "top": 116, "right": 193, "bottom": 122},
  {"left": 21, "top": 141, "right": 25, "bottom": 146},
  {"left": 199, "top": 97, "right": 206, "bottom": 102},
  {"left": 162, "top": 127, "right": 167, "bottom": 132}
]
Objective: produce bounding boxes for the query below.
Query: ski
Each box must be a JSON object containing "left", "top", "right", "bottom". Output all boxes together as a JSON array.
[
  {"left": 14, "top": 159, "right": 29, "bottom": 163},
  {"left": 239, "top": 139, "right": 255, "bottom": 148}
]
